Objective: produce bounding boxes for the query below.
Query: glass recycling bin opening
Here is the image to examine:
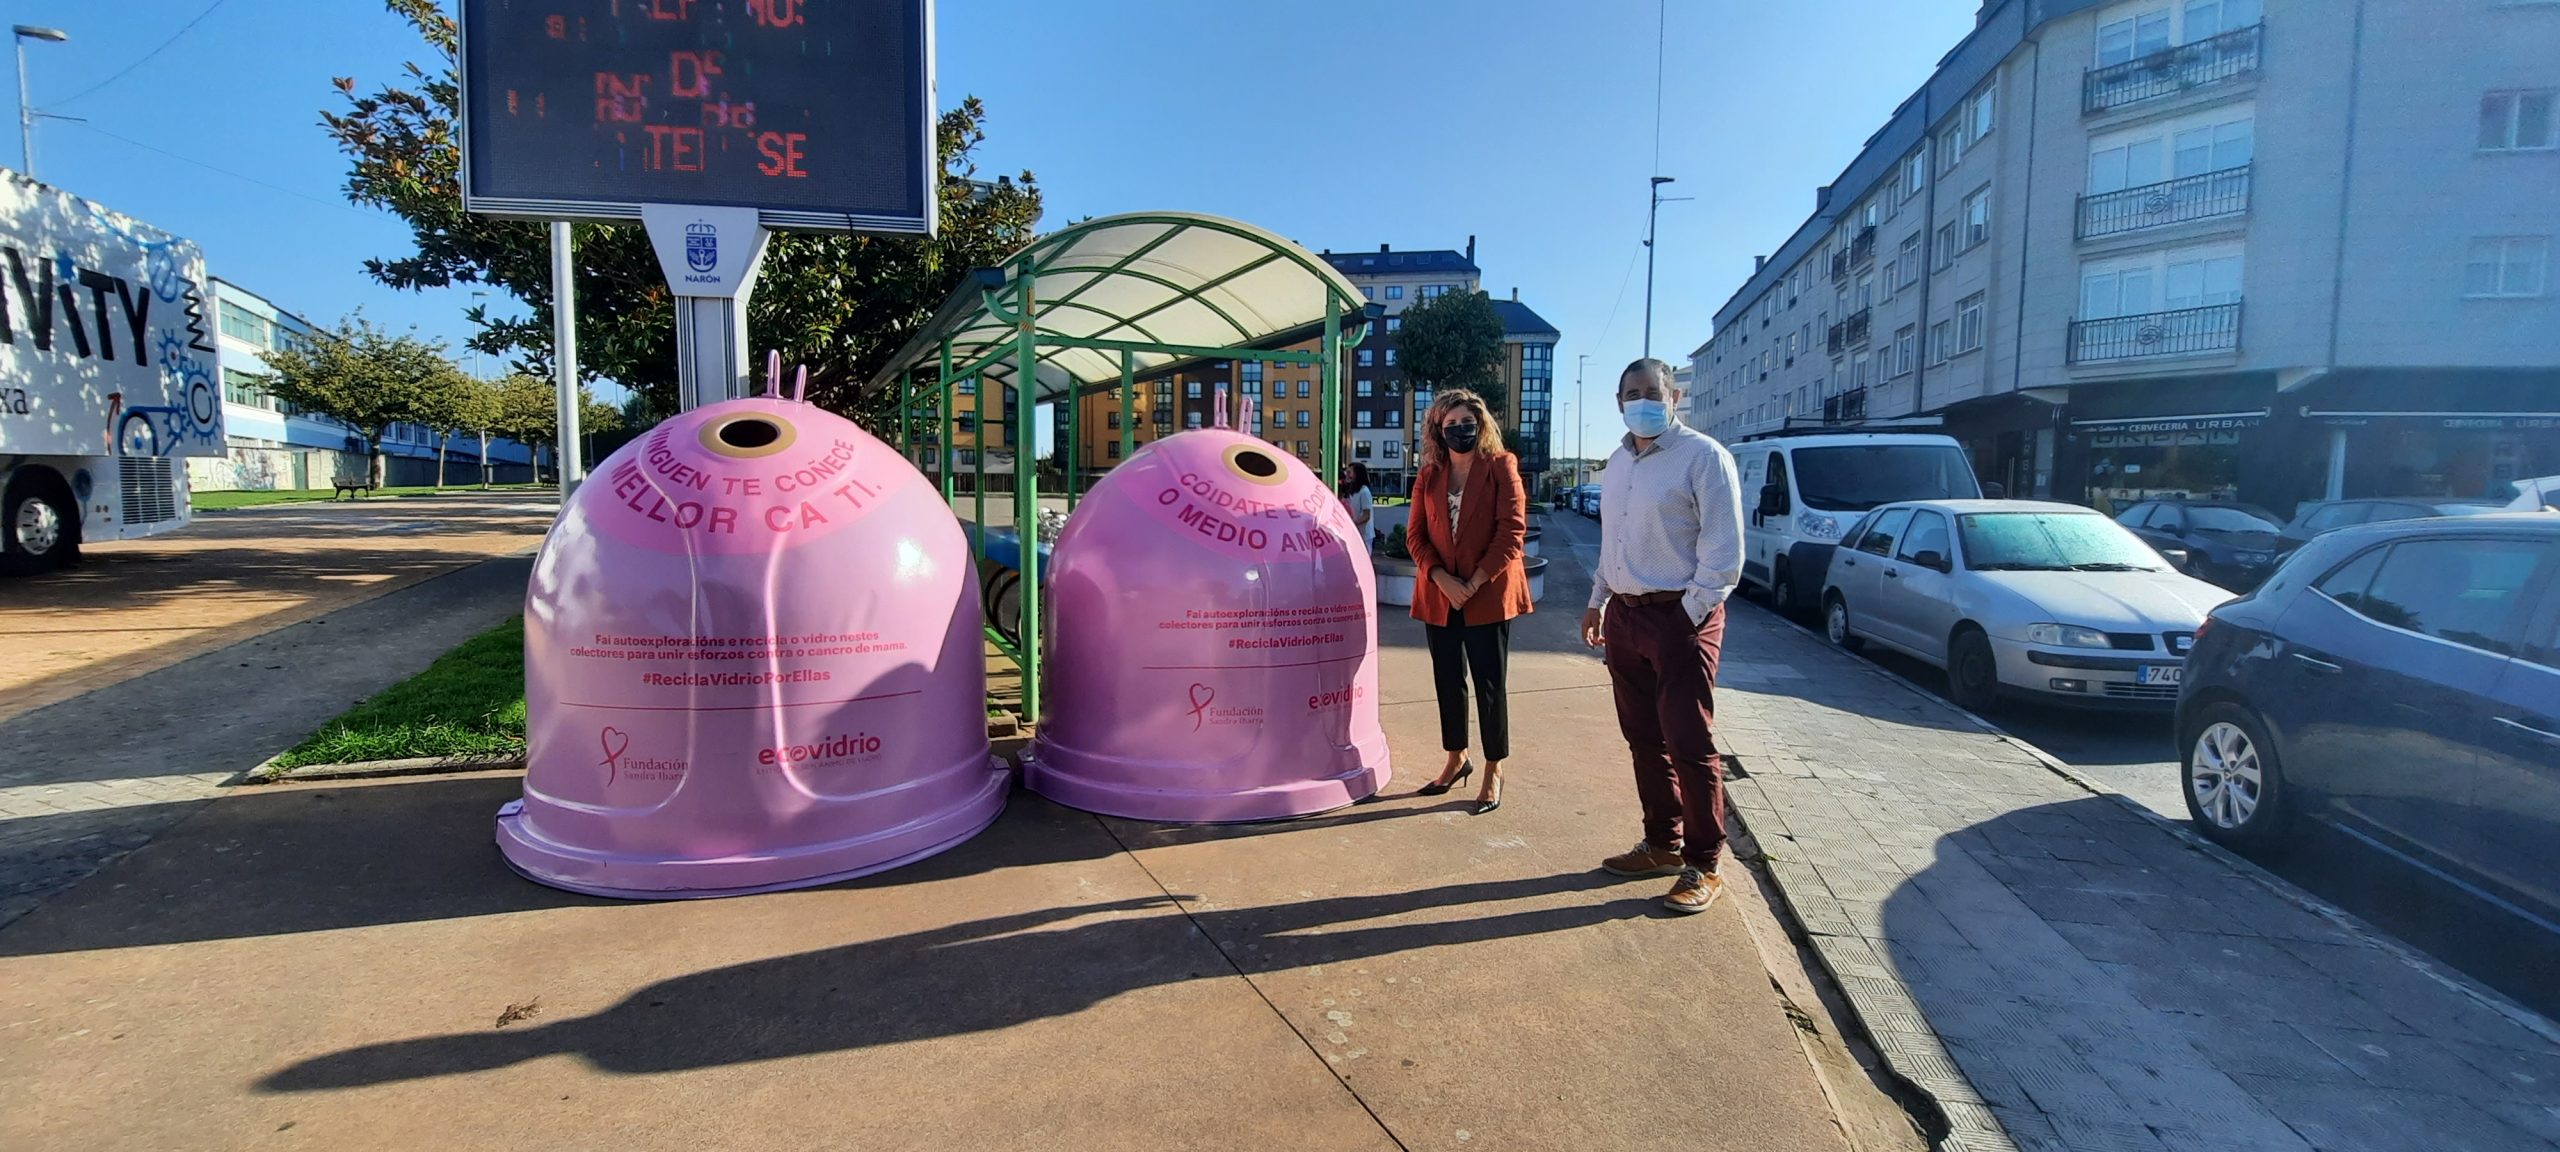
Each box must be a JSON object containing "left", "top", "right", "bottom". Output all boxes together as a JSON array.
[
  {"left": 500, "top": 395, "right": 1007, "bottom": 899},
  {"left": 1026, "top": 428, "right": 1389, "bottom": 822}
]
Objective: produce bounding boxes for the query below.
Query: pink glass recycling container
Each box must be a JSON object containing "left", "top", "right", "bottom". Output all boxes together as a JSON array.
[
  {"left": 1026, "top": 429, "right": 1388, "bottom": 821},
  {"left": 499, "top": 396, "right": 1007, "bottom": 898}
]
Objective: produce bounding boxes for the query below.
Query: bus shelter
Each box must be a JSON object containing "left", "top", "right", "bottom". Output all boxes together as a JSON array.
[{"left": 864, "top": 212, "right": 1375, "bottom": 725}]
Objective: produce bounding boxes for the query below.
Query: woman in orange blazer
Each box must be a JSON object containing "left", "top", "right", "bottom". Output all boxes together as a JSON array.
[{"left": 1406, "top": 388, "right": 1532, "bottom": 814}]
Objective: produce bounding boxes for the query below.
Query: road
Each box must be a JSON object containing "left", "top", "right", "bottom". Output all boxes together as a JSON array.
[{"left": 1543, "top": 505, "right": 2560, "bottom": 1022}]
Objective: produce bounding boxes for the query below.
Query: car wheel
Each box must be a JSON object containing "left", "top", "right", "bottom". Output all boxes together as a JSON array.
[
  {"left": 1946, "top": 628, "right": 1999, "bottom": 713},
  {"left": 2, "top": 477, "right": 78, "bottom": 577},
  {"left": 2183, "top": 703, "right": 2290, "bottom": 847},
  {"left": 1824, "top": 594, "right": 1863, "bottom": 651},
  {"left": 1770, "top": 564, "right": 1798, "bottom": 615}
]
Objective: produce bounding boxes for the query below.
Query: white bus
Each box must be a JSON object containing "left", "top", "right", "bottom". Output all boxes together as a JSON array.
[{"left": 2, "top": 171, "right": 223, "bottom": 575}]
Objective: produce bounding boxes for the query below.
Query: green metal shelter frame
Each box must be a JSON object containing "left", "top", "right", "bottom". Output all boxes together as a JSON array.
[{"left": 865, "top": 211, "right": 1374, "bottom": 726}]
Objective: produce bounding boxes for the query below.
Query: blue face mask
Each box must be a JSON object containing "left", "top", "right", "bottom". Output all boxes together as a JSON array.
[{"left": 1621, "top": 399, "right": 1671, "bottom": 438}]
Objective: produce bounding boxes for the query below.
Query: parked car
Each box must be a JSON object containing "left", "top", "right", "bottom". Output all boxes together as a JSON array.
[
  {"left": 2277, "top": 498, "right": 2502, "bottom": 558},
  {"left": 2505, "top": 475, "right": 2560, "bottom": 511},
  {"left": 2113, "top": 500, "right": 2286, "bottom": 590},
  {"left": 1574, "top": 484, "right": 1602, "bottom": 517},
  {"left": 1736, "top": 432, "right": 1983, "bottom": 615},
  {"left": 1821, "top": 500, "right": 2230, "bottom": 711},
  {"left": 2176, "top": 515, "right": 2560, "bottom": 931}
]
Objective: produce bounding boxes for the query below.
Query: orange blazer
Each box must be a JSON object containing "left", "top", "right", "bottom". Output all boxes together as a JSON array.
[{"left": 1407, "top": 451, "right": 1532, "bottom": 626}]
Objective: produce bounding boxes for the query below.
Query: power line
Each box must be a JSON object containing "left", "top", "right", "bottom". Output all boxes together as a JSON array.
[
  {"left": 53, "top": 0, "right": 235, "bottom": 108},
  {"left": 62, "top": 120, "right": 367, "bottom": 216}
]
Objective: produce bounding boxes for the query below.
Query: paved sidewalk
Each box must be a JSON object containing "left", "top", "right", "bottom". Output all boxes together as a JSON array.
[
  {"left": 1714, "top": 601, "right": 2560, "bottom": 1152},
  {"left": 0, "top": 555, "right": 533, "bottom": 932}
]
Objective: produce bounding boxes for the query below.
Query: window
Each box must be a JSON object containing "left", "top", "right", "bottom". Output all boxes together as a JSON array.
[
  {"left": 1892, "top": 325, "right": 1918, "bottom": 376},
  {"left": 1107, "top": 412, "right": 1121, "bottom": 429},
  {"left": 1930, "top": 319, "right": 1954, "bottom": 363},
  {"left": 1898, "top": 511, "right": 1952, "bottom": 566},
  {"left": 1971, "top": 85, "right": 1996, "bottom": 142},
  {"left": 1298, "top": 380, "right": 1311, "bottom": 399},
  {"left": 1386, "top": 317, "right": 1403, "bottom": 333},
  {"left": 1383, "top": 439, "right": 1402, "bottom": 459},
  {"left": 1357, "top": 378, "right": 1374, "bottom": 397},
  {"left": 1963, "top": 188, "right": 1991, "bottom": 249},
  {"left": 1857, "top": 508, "right": 1915, "bottom": 557},
  {"left": 1296, "top": 410, "right": 1311, "bottom": 428},
  {"left": 2328, "top": 539, "right": 2549, "bottom": 654},
  {"left": 1107, "top": 440, "right": 1122, "bottom": 459},
  {"left": 1360, "top": 286, "right": 1375, "bottom": 300},
  {"left": 1786, "top": 330, "right": 1801, "bottom": 361},
  {"left": 1852, "top": 352, "right": 1873, "bottom": 389},
  {"left": 1386, "top": 409, "right": 1403, "bottom": 428},
  {"left": 2089, "top": 114, "right": 2252, "bottom": 192},
  {"left": 1856, "top": 273, "right": 1877, "bottom": 310},
  {"left": 2182, "top": 0, "right": 2261, "bottom": 37},
  {"left": 1355, "top": 410, "right": 1374, "bottom": 428},
  {"left": 2163, "top": 255, "right": 2243, "bottom": 308},
  {"left": 1955, "top": 293, "right": 1986, "bottom": 354},
  {"left": 1187, "top": 381, "right": 1202, "bottom": 399},
  {"left": 218, "top": 302, "right": 271, "bottom": 348},
  {"left": 1898, "top": 234, "right": 1922, "bottom": 288},
  {"left": 1385, "top": 349, "right": 1398, "bottom": 366},
  {"left": 1934, "top": 221, "right": 1960, "bottom": 269},
  {"left": 1385, "top": 285, "right": 1406, "bottom": 300},
  {"left": 1354, "top": 440, "right": 1372, "bottom": 459},
  {"left": 2096, "top": 8, "right": 2171, "bottom": 66},
  {"left": 1901, "top": 150, "right": 1926, "bottom": 200},
  {"left": 1422, "top": 284, "right": 1453, "bottom": 300},
  {"left": 2083, "top": 249, "right": 2243, "bottom": 316},
  {"left": 2466, "top": 237, "right": 2549, "bottom": 298},
  {"left": 959, "top": 377, "right": 978, "bottom": 395},
  {"left": 1296, "top": 440, "right": 1311, "bottom": 456},
  {"left": 2114, "top": 502, "right": 2156, "bottom": 528},
  {"left": 1938, "top": 125, "right": 1966, "bottom": 173},
  {"left": 1357, "top": 349, "right": 1374, "bottom": 366},
  {"left": 2480, "top": 90, "right": 2558, "bottom": 151}
]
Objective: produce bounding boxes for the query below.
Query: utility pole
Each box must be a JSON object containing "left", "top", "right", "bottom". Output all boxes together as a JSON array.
[
  {"left": 13, "top": 25, "right": 68, "bottom": 180},
  {"left": 1575, "top": 353, "right": 1592, "bottom": 489},
  {"left": 1643, "top": 176, "right": 1689, "bottom": 359}
]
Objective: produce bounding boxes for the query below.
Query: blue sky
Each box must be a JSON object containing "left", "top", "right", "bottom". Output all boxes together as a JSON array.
[{"left": 9, "top": 0, "right": 1981, "bottom": 452}]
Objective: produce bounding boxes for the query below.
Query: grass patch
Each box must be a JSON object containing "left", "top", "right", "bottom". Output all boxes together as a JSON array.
[
  {"left": 269, "top": 617, "right": 528, "bottom": 768},
  {"left": 193, "top": 484, "right": 543, "bottom": 510}
]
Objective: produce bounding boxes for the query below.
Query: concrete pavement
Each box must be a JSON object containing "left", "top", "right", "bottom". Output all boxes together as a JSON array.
[{"left": 0, "top": 514, "right": 1893, "bottom": 1151}]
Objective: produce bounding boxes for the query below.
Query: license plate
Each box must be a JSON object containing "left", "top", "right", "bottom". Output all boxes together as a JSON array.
[{"left": 2137, "top": 665, "right": 2183, "bottom": 686}]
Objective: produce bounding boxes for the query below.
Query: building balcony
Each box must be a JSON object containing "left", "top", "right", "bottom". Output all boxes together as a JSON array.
[
  {"left": 1823, "top": 388, "right": 1868, "bottom": 426},
  {"left": 1829, "top": 249, "right": 1850, "bottom": 284},
  {"left": 1826, "top": 309, "right": 1873, "bottom": 357},
  {"left": 2068, "top": 302, "right": 2241, "bottom": 364},
  {"left": 2077, "top": 166, "right": 2252, "bottom": 240},
  {"left": 2083, "top": 24, "right": 2262, "bottom": 115},
  {"left": 1848, "top": 227, "right": 1878, "bottom": 269}
]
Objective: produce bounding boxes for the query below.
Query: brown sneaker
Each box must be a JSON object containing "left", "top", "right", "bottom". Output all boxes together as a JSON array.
[
  {"left": 1663, "top": 869, "right": 1724, "bottom": 915},
  {"left": 1602, "top": 840, "right": 1686, "bottom": 877}
]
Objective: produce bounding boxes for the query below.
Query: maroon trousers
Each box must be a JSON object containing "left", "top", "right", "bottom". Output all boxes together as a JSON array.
[{"left": 1603, "top": 598, "right": 1728, "bottom": 871}]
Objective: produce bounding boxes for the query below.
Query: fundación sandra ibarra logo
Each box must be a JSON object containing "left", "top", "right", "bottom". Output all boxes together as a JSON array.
[{"left": 1185, "top": 682, "right": 1265, "bottom": 731}]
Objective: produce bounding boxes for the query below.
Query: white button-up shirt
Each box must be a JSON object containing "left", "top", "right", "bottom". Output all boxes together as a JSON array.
[{"left": 1588, "top": 417, "right": 1746, "bottom": 625}]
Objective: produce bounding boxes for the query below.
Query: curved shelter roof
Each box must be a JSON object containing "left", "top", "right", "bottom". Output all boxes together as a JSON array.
[{"left": 868, "top": 211, "right": 1372, "bottom": 401}]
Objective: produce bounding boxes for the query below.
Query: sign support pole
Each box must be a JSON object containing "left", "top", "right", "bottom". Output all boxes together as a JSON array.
[
  {"left": 642, "top": 204, "right": 772, "bottom": 412},
  {"left": 550, "top": 220, "right": 585, "bottom": 494}
]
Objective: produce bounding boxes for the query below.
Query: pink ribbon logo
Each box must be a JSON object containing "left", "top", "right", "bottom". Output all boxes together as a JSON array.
[
  {"left": 1187, "top": 683, "right": 1216, "bottom": 731},
  {"left": 599, "top": 726, "right": 630, "bottom": 784}
]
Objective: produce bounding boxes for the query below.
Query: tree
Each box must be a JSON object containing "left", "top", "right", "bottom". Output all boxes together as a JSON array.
[
  {"left": 417, "top": 373, "right": 499, "bottom": 489},
  {"left": 1398, "top": 290, "right": 1508, "bottom": 419},
  {"left": 324, "top": 0, "right": 1045, "bottom": 426},
  {"left": 489, "top": 373, "right": 615, "bottom": 481},
  {"left": 263, "top": 316, "right": 464, "bottom": 488}
]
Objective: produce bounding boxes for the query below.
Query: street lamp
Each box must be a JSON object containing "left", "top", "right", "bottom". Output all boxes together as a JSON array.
[
  {"left": 14, "top": 25, "right": 67, "bottom": 181},
  {"left": 1642, "top": 176, "right": 1691, "bottom": 359},
  {"left": 1575, "top": 353, "right": 1592, "bottom": 489}
]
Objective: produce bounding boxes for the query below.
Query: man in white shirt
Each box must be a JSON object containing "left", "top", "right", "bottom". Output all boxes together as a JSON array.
[{"left": 1579, "top": 358, "right": 1746, "bottom": 914}]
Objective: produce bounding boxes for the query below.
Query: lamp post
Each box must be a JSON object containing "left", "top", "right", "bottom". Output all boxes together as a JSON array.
[
  {"left": 14, "top": 25, "right": 67, "bottom": 181},
  {"left": 1574, "top": 354, "right": 1593, "bottom": 489},
  {"left": 1642, "top": 176, "right": 1694, "bottom": 360}
]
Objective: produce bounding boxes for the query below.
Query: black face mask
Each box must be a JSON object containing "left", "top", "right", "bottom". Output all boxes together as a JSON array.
[{"left": 1441, "top": 424, "right": 1481, "bottom": 455}]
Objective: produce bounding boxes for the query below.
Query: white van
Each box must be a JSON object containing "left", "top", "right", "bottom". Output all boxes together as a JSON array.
[{"left": 1735, "top": 432, "right": 1982, "bottom": 613}]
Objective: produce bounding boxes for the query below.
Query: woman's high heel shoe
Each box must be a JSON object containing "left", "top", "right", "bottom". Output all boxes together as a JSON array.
[
  {"left": 1416, "top": 759, "right": 1474, "bottom": 796},
  {"left": 1472, "top": 770, "right": 1503, "bottom": 816}
]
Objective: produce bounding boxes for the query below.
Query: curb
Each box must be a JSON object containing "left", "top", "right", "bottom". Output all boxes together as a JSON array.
[
  {"left": 1735, "top": 596, "right": 2560, "bottom": 1076},
  {"left": 233, "top": 752, "right": 526, "bottom": 785}
]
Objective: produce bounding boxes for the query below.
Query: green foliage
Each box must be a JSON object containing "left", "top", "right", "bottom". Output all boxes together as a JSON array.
[
  {"left": 324, "top": 0, "right": 1045, "bottom": 426},
  {"left": 1381, "top": 524, "right": 1412, "bottom": 560},
  {"left": 261, "top": 315, "right": 471, "bottom": 486},
  {"left": 269, "top": 616, "right": 528, "bottom": 768},
  {"left": 1398, "top": 289, "right": 1508, "bottom": 418}
]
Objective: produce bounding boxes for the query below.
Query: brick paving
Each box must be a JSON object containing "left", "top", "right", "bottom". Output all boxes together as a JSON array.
[{"left": 1713, "top": 601, "right": 2560, "bottom": 1152}]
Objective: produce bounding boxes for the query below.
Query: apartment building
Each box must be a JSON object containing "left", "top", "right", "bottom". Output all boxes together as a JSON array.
[
  {"left": 1693, "top": 0, "right": 2558, "bottom": 514},
  {"left": 195, "top": 278, "right": 537, "bottom": 491}
]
